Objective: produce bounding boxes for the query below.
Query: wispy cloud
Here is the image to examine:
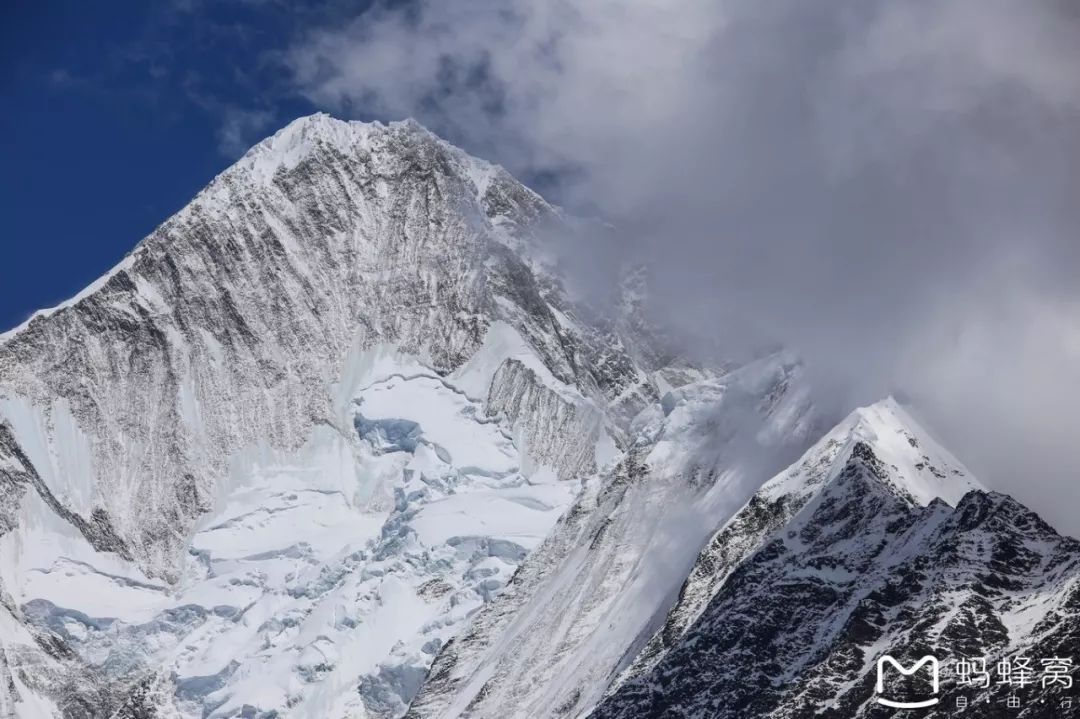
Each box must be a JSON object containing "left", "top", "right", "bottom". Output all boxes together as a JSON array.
[
  {"left": 284, "top": 0, "right": 1080, "bottom": 532},
  {"left": 216, "top": 106, "right": 275, "bottom": 157}
]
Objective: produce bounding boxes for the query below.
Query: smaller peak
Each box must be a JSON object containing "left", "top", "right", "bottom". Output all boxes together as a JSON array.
[
  {"left": 844, "top": 397, "right": 983, "bottom": 505},
  {"left": 953, "top": 490, "right": 1065, "bottom": 539},
  {"left": 762, "top": 395, "right": 983, "bottom": 509},
  {"left": 848, "top": 394, "right": 907, "bottom": 429},
  {"left": 383, "top": 117, "right": 452, "bottom": 149},
  {"left": 390, "top": 117, "right": 427, "bottom": 132}
]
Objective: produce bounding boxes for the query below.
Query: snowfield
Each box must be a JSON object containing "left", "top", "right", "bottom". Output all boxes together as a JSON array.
[{"left": 2, "top": 331, "right": 585, "bottom": 718}]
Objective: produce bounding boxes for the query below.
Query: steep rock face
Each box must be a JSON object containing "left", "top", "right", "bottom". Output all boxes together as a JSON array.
[
  {"left": 0, "top": 114, "right": 599, "bottom": 581},
  {"left": 486, "top": 359, "right": 604, "bottom": 480},
  {"left": 406, "top": 355, "right": 819, "bottom": 719},
  {"left": 590, "top": 401, "right": 1080, "bottom": 719},
  {"left": 0, "top": 115, "right": 658, "bottom": 718}
]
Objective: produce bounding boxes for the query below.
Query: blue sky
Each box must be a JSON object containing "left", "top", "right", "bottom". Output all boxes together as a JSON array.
[{"left": 0, "top": 1, "right": 374, "bottom": 332}]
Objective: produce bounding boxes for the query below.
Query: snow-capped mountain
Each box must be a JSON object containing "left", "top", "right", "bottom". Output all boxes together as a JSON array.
[
  {"left": 590, "top": 399, "right": 1080, "bottom": 718},
  {"left": 1, "top": 114, "right": 1076, "bottom": 719},
  {"left": 0, "top": 114, "right": 653, "bottom": 718}
]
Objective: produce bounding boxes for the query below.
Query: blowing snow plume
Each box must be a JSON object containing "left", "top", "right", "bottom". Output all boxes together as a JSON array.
[{"left": 289, "top": 0, "right": 1080, "bottom": 534}]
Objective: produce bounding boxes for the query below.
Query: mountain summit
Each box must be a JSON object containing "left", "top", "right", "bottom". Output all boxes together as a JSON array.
[
  {"left": 1, "top": 113, "right": 605, "bottom": 577},
  {"left": 0, "top": 114, "right": 651, "bottom": 717},
  {"left": 590, "top": 400, "right": 1078, "bottom": 718}
]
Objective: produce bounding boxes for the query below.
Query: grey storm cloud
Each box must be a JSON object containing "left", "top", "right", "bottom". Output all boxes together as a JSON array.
[{"left": 286, "top": 0, "right": 1080, "bottom": 534}]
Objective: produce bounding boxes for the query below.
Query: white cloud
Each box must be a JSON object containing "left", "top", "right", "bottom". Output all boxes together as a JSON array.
[
  {"left": 216, "top": 107, "right": 275, "bottom": 157},
  {"left": 286, "top": 0, "right": 1080, "bottom": 533}
]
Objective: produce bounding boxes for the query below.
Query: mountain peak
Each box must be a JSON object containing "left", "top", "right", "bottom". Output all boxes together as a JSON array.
[
  {"left": 0, "top": 106, "right": 631, "bottom": 716},
  {"left": 260, "top": 111, "right": 427, "bottom": 145},
  {"left": 597, "top": 433, "right": 1078, "bottom": 719},
  {"left": 762, "top": 396, "right": 983, "bottom": 510},
  {"left": 231, "top": 112, "right": 401, "bottom": 183},
  {"left": 211, "top": 113, "right": 529, "bottom": 229}
]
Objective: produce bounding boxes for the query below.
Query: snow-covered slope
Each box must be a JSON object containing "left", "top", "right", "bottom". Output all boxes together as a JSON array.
[
  {"left": 589, "top": 400, "right": 1080, "bottom": 718},
  {"left": 614, "top": 397, "right": 983, "bottom": 684},
  {"left": 8, "top": 344, "right": 588, "bottom": 718},
  {"left": 0, "top": 115, "right": 653, "bottom": 718},
  {"left": 406, "top": 354, "right": 819, "bottom": 719}
]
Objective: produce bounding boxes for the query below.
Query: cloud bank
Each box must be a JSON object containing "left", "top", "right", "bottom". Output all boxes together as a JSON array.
[{"left": 286, "top": 0, "right": 1080, "bottom": 533}]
